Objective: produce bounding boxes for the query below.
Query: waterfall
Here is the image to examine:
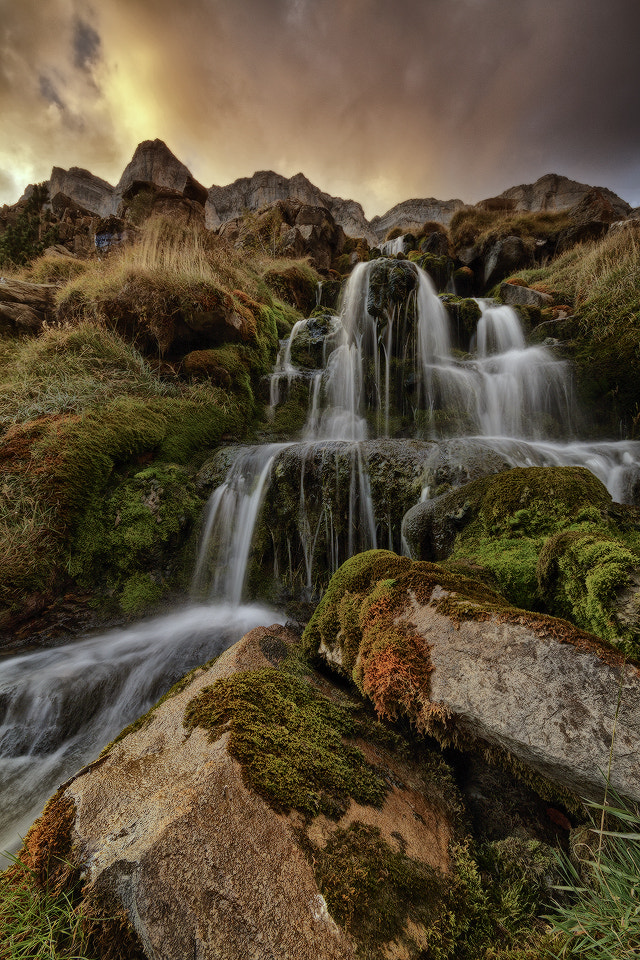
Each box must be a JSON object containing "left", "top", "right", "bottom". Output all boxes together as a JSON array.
[
  {"left": 192, "top": 257, "right": 640, "bottom": 607},
  {"left": 4, "top": 254, "right": 640, "bottom": 857}
]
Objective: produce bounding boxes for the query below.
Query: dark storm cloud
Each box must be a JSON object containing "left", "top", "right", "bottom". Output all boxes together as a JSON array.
[
  {"left": 1, "top": 0, "right": 639, "bottom": 209},
  {"left": 38, "top": 74, "right": 66, "bottom": 111},
  {"left": 73, "top": 17, "right": 102, "bottom": 72}
]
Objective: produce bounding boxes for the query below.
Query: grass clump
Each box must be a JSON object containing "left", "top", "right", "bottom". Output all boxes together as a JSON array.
[
  {"left": 183, "top": 667, "right": 387, "bottom": 819},
  {"left": 0, "top": 322, "right": 173, "bottom": 431},
  {"left": 550, "top": 797, "right": 640, "bottom": 958},
  {"left": 0, "top": 856, "right": 95, "bottom": 960}
]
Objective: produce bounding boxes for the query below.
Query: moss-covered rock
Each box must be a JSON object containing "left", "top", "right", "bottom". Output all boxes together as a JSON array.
[
  {"left": 70, "top": 462, "right": 203, "bottom": 614},
  {"left": 304, "top": 549, "right": 640, "bottom": 806},
  {"left": 401, "top": 465, "right": 640, "bottom": 628},
  {"left": 262, "top": 262, "right": 320, "bottom": 315}
]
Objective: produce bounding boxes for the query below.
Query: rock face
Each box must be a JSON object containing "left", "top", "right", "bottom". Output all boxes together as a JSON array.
[
  {"left": 304, "top": 550, "right": 640, "bottom": 804},
  {"left": 27, "top": 624, "right": 458, "bottom": 960},
  {"left": 207, "top": 170, "right": 375, "bottom": 243},
  {"left": 493, "top": 173, "right": 631, "bottom": 215},
  {"left": 48, "top": 166, "right": 115, "bottom": 218},
  {"left": 369, "top": 197, "right": 466, "bottom": 240},
  {"left": 0, "top": 278, "right": 55, "bottom": 334}
]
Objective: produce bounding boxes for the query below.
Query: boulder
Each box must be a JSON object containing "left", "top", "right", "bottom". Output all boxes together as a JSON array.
[
  {"left": 483, "top": 235, "right": 532, "bottom": 288},
  {"left": 21, "top": 625, "right": 461, "bottom": 960},
  {"left": 499, "top": 282, "right": 554, "bottom": 309},
  {"left": 304, "top": 550, "right": 640, "bottom": 803},
  {"left": 0, "top": 278, "right": 55, "bottom": 334},
  {"left": 402, "top": 466, "right": 640, "bottom": 653}
]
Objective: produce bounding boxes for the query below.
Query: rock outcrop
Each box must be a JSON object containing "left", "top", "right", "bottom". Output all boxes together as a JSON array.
[
  {"left": 304, "top": 550, "right": 640, "bottom": 804},
  {"left": 207, "top": 170, "right": 375, "bottom": 242},
  {"left": 0, "top": 278, "right": 56, "bottom": 334},
  {"left": 23, "top": 624, "right": 461, "bottom": 960},
  {"left": 48, "top": 166, "right": 115, "bottom": 219},
  {"left": 492, "top": 173, "right": 631, "bottom": 216},
  {"left": 369, "top": 197, "right": 466, "bottom": 240}
]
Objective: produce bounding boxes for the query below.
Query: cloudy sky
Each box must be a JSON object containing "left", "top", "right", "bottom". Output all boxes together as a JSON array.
[{"left": 1, "top": 0, "right": 639, "bottom": 217}]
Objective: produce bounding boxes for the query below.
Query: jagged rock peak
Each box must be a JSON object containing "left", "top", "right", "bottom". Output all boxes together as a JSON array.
[
  {"left": 115, "top": 138, "right": 208, "bottom": 206},
  {"left": 492, "top": 173, "right": 631, "bottom": 215}
]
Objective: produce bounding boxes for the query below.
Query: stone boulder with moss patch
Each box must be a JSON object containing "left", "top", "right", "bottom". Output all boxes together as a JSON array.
[
  {"left": 20, "top": 624, "right": 479, "bottom": 960},
  {"left": 303, "top": 549, "right": 640, "bottom": 804}
]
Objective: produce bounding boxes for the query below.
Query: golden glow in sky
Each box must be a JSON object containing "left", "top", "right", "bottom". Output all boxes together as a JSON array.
[{"left": 1, "top": 0, "right": 639, "bottom": 213}]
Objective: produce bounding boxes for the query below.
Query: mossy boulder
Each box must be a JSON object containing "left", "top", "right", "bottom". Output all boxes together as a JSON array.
[
  {"left": 366, "top": 258, "right": 418, "bottom": 319},
  {"left": 304, "top": 549, "right": 640, "bottom": 804},
  {"left": 409, "top": 253, "right": 455, "bottom": 292},
  {"left": 16, "top": 623, "right": 571, "bottom": 959},
  {"left": 401, "top": 465, "right": 640, "bottom": 636},
  {"left": 23, "top": 624, "right": 483, "bottom": 960}
]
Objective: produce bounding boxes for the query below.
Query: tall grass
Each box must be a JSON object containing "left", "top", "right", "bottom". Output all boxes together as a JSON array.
[
  {"left": 549, "top": 796, "right": 640, "bottom": 958},
  {"left": 0, "top": 323, "right": 175, "bottom": 431},
  {"left": 0, "top": 856, "right": 93, "bottom": 960}
]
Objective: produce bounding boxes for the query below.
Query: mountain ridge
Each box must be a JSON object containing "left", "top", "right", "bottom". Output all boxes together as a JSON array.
[{"left": 8, "top": 139, "right": 632, "bottom": 241}]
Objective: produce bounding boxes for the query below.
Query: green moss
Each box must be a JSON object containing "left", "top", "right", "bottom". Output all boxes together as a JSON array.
[
  {"left": 314, "top": 822, "right": 443, "bottom": 958},
  {"left": 302, "top": 549, "right": 412, "bottom": 661},
  {"left": 537, "top": 530, "right": 639, "bottom": 653},
  {"left": 183, "top": 668, "right": 387, "bottom": 818},
  {"left": 118, "top": 572, "right": 163, "bottom": 614},
  {"left": 69, "top": 462, "right": 203, "bottom": 610}
]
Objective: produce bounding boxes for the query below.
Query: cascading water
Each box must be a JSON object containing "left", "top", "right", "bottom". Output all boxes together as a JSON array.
[
  {"left": 4, "top": 255, "right": 640, "bottom": 857},
  {"left": 193, "top": 256, "right": 640, "bottom": 606},
  {"left": 0, "top": 603, "right": 284, "bottom": 857}
]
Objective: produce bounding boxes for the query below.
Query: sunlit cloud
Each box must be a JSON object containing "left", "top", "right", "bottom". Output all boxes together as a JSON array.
[{"left": 1, "top": 0, "right": 639, "bottom": 213}]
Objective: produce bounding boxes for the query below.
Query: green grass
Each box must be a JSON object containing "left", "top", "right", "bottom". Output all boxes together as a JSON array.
[
  {"left": 549, "top": 797, "right": 640, "bottom": 958},
  {"left": 0, "top": 323, "right": 175, "bottom": 431},
  {"left": 0, "top": 855, "right": 93, "bottom": 960}
]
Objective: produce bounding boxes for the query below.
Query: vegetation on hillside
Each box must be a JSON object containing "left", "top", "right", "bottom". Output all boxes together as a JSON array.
[{"left": 506, "top": 227, "right": 640, "bottom": 431}]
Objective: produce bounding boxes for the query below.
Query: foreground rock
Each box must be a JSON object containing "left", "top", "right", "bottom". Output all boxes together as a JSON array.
[
  {"left": 22, "top": 625, "right": 464, "bottom": 959},
  {"left": 304, "top": 550, "right": 640, "bottom": 803}
]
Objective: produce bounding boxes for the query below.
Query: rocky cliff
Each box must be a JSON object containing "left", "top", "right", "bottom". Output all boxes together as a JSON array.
[
  {"left": 494, "top": 172, "right": 631, "bottom": 217},
  {"left": 11, "top": 142, "right": 633, "bottom": 244}
]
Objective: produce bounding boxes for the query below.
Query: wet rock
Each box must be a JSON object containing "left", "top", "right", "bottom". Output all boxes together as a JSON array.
[
  {"left": 304, "top": 550, "right": 640, "bottom": 803},
  {"left": 499, "top": 282, "right": 554, "bottom": 309},
  {"left": 366, "top": 258, "right": 418, "bottom": 318}
]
